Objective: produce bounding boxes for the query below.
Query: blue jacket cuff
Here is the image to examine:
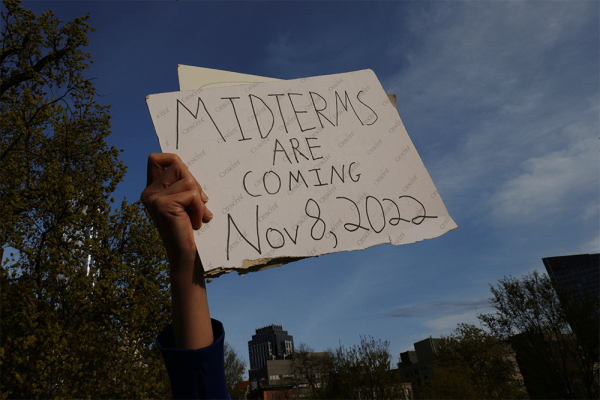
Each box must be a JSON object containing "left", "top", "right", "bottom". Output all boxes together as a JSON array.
[{"left": 157, "top": 319, "right": 230, "bottom": 400}]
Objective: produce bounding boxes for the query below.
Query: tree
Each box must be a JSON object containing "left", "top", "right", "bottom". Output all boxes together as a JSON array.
[
  {"left": 2, "top": 200, "right": 173, "bottom": 398},
  {"left": 1, "top": 1, "right": 172, "bottom": 397},
  {"left": 414, "top": 359, "right": 480, "bottom": 400},
  {"left": 0, "top": 0, "right": 125, "bottom": 253},
  {"left": 290, "top": 343, "right": 332, "bottom": 399},
  {"left": 283, "top": 338, "right": 404, "bottom": 400},
  {"left": 224, "top": 341, "right": 247, "bottom": 399},
  {"left": 480, "top": 271, "right": 599, "bottom": 399},
  {"left": 327, "top": 336, "right": 405, "bottom": 400},
  {"left": 414, "top": 324, "right": 527, "bottom": 399}
]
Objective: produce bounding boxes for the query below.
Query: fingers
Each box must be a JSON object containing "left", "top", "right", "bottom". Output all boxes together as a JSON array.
[
  {"left": 162, "top": 177, "right": 214, "bottom": 223},
  {"left": 147, "top": 153, "right": 184, "bottom": 187},
  {"left": 147, "top": 154, "right": 207, "bottom": 203},
  {"left": 169, "top": 190, "right": 208, "bottom": 230},
  {"left": 197, "top": 180, "right": 208, "bottom": 203},
  {"left": 143, "top": 153, "right": 212, "bottom": 230}
]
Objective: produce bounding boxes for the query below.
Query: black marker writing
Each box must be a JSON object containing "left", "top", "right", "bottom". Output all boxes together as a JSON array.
[
  {"left": 305, "top": 198, "right": 326, "bottom": 240},
  {"left": 176, "top": 97, "right": 225, "bottom": 149},
  {"left": 356, "top": 90, "right": 379, "bottom": 126},
  {"left": 222, "top": 97, "right": 251, "bottom": 142},
  {"left": 335, "top": 91, "right": 363, "bottom": 127},
  {"left": 227, "top": 206, "right": 261, "bottom": 260},
  {"left": 288, "top": 93, "right": 316, "bottom": 133},
  {"left": 249, "top": 94, "right": 275, "bottom": 139},
  {"left": 309, "top": 91, "right": 335, "bottom": 129}
]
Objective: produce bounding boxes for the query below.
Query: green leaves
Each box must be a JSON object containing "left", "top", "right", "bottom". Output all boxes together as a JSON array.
[
  {"left": 329, "top": 336, "right": 402, "bottom": 400},
  {"left": 480, "top": 272, "right": 599, "bottom": 399},
  {"left": 224, "top": 342, "right": 247, "bottom": 399},
  {"left": 1, "top": 1, "right": 171, "bottom": 398},
  {"left": 296, "top": 336, "right": 404, "bottom": 400},
  {"left": 415, "top": 324, "right": 528, "bottom": 400}
]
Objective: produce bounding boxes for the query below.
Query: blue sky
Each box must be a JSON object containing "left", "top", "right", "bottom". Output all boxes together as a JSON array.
[{"left": 17, "top": 0, "right": 599, "bottom": 372}]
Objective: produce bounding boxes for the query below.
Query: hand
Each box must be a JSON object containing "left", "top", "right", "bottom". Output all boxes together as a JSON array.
[
  {"left": 141, "top": 153, "right": 213, "bottom": 267},
  {"left": 141, "top": 153, "right": 214, "bottom": 349}
]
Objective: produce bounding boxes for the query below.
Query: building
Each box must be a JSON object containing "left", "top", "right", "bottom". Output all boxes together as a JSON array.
[
  {"left": 248, "top": 352, "right": 328, "bottom": 386},
  {"left": 542, "top": 253, "right": 599, "bottom": 298},
  {"left": 541, "top": 253, "right": 599, "bottom": 397},
  {"left": 248, "top": 324, "right": 294, "bottom": 371},
  {"left": 387, "top": 371, "right": 415, "bottom": 400},
  {"left": 249, "top": 359, "right": 295, "bottom": 387},
  {"left": 397, "top": 337, "right": 442, "bottom": 384},
  {"left": 398, "top": 335, "right": 526, "bottom": 397},
  {"left": 248, "top": 359, "right": 297, "bottom": 400}
]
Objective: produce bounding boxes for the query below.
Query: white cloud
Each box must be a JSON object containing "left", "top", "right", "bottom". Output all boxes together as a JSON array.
[
  {"left": 490, "top": 133, "right": 597, "bottom": 222},
  {"left": 387, "top": 298, "right": 493, "bottom": 338},
  {"left": 583, "top": 202, "right": 599, "bottom": 221},
  {"left": 388, "top": 299, "right": 489, "bottom": 318},
  {"left": 422, "top": 311, "right": 485, "bottom": 337},
  {"left": 576, "top": 235, "right": 600, "bottom": 254}
]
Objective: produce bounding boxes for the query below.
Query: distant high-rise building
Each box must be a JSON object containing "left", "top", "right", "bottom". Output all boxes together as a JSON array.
[
  {"left": 248, "top": 324, "right": 294, "bottom": 370},
  {"left": 542, "top": 253, "right": 599, "bottom": 370},
  {"left": 542, "top": 253, "right": 599, "bottom": 298},
  {"left": 397, "top": 337, "right": 442, "bottom": 384}
]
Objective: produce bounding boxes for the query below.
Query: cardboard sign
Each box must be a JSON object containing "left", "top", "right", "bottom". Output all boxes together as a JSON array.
[{"left": 146, "top": 69, "right": 457, "bottom": 277}]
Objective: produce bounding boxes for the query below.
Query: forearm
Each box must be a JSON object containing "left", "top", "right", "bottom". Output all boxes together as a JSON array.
[
  {"left": 170, "top": 253, "right": 214, "bottom": 349},
  {"left": 141, "top": 153, "right": 214, "bottom": 350}
]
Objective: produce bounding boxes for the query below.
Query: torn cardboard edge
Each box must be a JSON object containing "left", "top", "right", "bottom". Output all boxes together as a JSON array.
[{"left": 204, "top": 223, "right": 458, "bottom": 278}]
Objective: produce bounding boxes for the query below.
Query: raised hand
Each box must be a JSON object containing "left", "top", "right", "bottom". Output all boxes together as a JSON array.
[{"left": 141, "top": 153, "right": 214, "bottom": 349}]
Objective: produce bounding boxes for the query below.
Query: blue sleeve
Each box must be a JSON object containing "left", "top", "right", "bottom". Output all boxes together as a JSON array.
[{"left": 157, "top": 319, "right": 231, "bottom": 400}]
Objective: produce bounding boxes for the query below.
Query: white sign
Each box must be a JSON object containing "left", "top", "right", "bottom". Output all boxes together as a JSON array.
[{"left": 146, "top": 69, "right": 457, "bottom": 277}]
